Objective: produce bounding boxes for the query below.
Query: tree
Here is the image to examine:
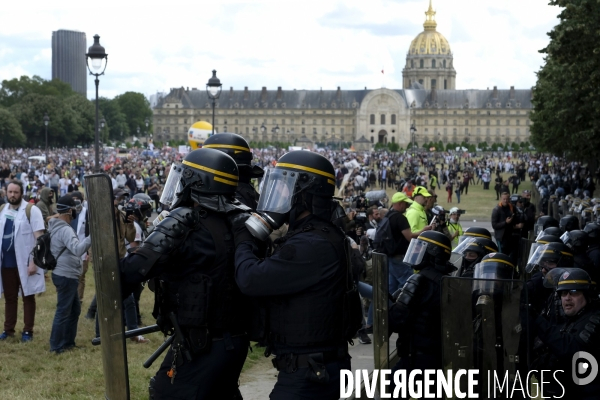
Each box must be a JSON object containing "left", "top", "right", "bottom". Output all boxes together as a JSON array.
[
  {"left": 99, "top": 97, "right": 129, "bottom": 141},
  {"left": 64, "top": 94, "right": 96, "bottom": 145},
  {"left": 115, "top": 92, "right": 152, "bottom": 139},
  {"left": 0, "top": 108, "right": 26, "bottom": 147},
  {"left": 530, "top": 0, "right": 600, "bottom": 160},
  {"left": 387, "top": 142, "right": 400, "bottom": 152},
  {"left": 0, "top": 75, "right": 75, "bottom": 108}
]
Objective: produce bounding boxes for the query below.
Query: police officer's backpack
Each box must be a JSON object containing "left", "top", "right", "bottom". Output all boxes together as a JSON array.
[{"left": 32, "top": 231, "right": 66, "bottom": 270}]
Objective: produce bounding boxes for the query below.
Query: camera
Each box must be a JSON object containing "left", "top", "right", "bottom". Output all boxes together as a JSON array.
[{"left": 354, "top": 212, "right": 367, "bottom": 224}]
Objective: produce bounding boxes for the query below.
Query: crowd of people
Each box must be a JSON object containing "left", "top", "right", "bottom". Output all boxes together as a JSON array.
[{"left": 1, "top": 141, "right": 600, "bottom": 398}]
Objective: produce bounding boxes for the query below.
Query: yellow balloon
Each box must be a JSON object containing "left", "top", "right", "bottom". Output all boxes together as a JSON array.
[{"left": 188, "top": 121, "right": 214, "bottom": 150}]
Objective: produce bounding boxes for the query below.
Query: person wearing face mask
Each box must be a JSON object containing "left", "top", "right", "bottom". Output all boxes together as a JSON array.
[
  {"left": 452, "top": 237, "right": 498, "bottom": 278},
  {"left": 446, "top": 207, "right": 464, "bottom": 249},
  {"left": 36, "top": 187, "right": 56, "bottom": 229},
  {"left": 47, "top": 194, "right": 92, "bottom": 353}
]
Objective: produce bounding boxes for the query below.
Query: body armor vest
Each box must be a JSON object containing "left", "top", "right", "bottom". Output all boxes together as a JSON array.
[
  {"left": 267, "top": 218, "right": 347, "bottom": 347},
  {"left": 161, "top": 210, "right": 245, "bottom": 337}
]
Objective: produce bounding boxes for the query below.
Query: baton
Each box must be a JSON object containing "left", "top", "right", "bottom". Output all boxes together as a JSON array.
[
  {"left": 91, "top": 324, "right": 161, "bottom": 346},
  {"left": 143, "top": 335, "right": 175, "bottom": 369}
]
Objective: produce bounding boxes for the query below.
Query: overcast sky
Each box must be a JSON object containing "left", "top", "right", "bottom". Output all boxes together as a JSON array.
[{"left": 0, "top": 0, "right": 560, "bottom": 100}]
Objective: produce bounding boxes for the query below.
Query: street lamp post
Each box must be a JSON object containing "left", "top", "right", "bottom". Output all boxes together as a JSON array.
[
  {"left": 86, "top": 34, "right": 108, "bottom": 172},
  {"left": 206, "top": 70, "right": 222, "bottom": 135},
  {"left": 43, "top": 113, "right": 49, "bottom": 152},
  {"left": 145, "top": 117, "right": 149, "bottom": 146},
  {"left": 410, "top": 122, "right": 417, "bottom": 157}
]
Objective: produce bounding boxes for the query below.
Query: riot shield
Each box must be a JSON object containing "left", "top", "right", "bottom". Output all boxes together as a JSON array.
[
  {"left": 372, "top": 252, "right": 394, "bottom": 370},
  {"left": 86, "top": 174, "right": 130, "bottom": 400},
  {"left": 441, "top": 276, "right": 528, "bottom": 399}
]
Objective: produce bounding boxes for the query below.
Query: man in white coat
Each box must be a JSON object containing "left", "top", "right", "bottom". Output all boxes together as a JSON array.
[{"left": 0, "top": 180, "right": 45, "bottom": 341}]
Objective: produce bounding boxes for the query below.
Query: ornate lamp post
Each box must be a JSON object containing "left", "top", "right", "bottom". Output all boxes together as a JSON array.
[
  {"left": 43, "top": 113, "right": 49, "bottom": 152},
  {"left": 206, "top": 70, "right": 222, "bottom": 135},
  {"left": 86, "top": 34, "right": 108, "bottom": 172},
  {"left": 410, "top": 122, "right": 417, "bottom": 157}
]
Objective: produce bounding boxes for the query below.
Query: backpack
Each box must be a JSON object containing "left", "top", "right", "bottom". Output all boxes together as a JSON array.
[
  {"left": 32, "top": 231, "right": 67, "bottom": 270},
  {"left": 373, "top": 210, "right": 398, "bottom": 255}
]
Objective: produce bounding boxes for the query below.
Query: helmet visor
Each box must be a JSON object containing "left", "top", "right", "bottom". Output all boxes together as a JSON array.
[
  {"left": 403, "top": 238, "right": 428, "bottom": 266},
  {"left": 160, "top": 163, "right": 183, "bottom": 208},
  {"left": 534, "top": 224, "right": 544, "bottom": 237},
  {"left": 453, "top": 237, "right": 477, "bottom": 256},
  {"left": 257, "top": 168, "right": 299, "bottom": 214},
  {"left": 543, "top": 267, "right": 573, "bottom": 289},
  {"left": 526, "top": 244, "right": 559, "bottom": 273}
]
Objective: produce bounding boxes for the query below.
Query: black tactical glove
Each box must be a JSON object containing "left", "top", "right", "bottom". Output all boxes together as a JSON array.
[{"left": 228, "top": 212, "right": 255, "bottom": 247}]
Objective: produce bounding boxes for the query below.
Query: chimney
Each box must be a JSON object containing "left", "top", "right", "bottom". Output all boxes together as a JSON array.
[
  {"left": 229, "top": 86, "right": 234, "bottom": 98},
  {"left": 509, "top": 86, "right": 515, "bottom": 100},
  {"left": 186, "top": 87, "right": 189, "bottom": 91},
  {"left": 336, "top": 86, "right": 341, "bottom": 101},
  {"left": 276, "top": 86, "right": 282, "bottom": 101},
  {"left": 261, "top": 86, "right": 267, "bottom": 102},
  {"left": 492, "top": 86, "right": 498, "bottom": 99},
  {"left": 244, "top": 86, "right": 249, "bottom": 100}
]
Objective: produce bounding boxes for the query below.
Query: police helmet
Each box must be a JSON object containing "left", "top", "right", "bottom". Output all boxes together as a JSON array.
[
  {"left": 541, "top": 226, "right": 563, "bottom": 239},
  {"left": 560, "top": 230, "right": 589, "bottom": 254},
  {"left": 268, "top": 150, "right": 335, "bottom": 198},
  {"left": 203, "top": 132, "right": 264, "bottom": 179},
  {"left": 459, "top": 226, "right": 493, "bottom": 244},
  {"left": 526, "top": 241, "right": 574, "bottom": 273},
  {"left": 160, "top": 148, "right": 239, "bottom": 208},
  {"left": 404, "top": 230, "right": 452, "bottom": 271},
  {"left": 584, "top": 222, "right": 600, "bottom": 244},
  {"left": 560, "top": 215, "right": 580, "bottom": 233},
  {"left": 133, "top": 193, "right": 152, "bottom": 202},
  {"left": 556, "top": 268, "right": 593, "bottom": 292},
  {"left": 472, "top": 253, "right": 516, "bottom": 297},
  {"left": 455, "top": 237, "right": 498, "bottom": 258},
  {"left": 534, "top": 216, "right": 559, "bottom": 236}
]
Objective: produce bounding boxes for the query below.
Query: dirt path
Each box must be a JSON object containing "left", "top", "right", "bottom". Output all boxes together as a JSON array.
[{"left": 239, "top": 355, "right": 278, "bottom": 399}]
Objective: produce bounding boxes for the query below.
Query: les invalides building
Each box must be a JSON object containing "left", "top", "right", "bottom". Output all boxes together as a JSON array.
[{"left": 153, "top": 1, "right": 532, "bottom": 150}]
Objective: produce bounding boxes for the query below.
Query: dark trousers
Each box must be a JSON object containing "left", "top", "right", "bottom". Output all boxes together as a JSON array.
[
  {"left": 512, "top": 184, "right": 519, "bottom": 194},
  {"left": 51, "top": 186, "right": 59, "bottom": 202},
  {"left": 1, "top": 267, "right": 36, "bottom": 335},
  {"left": 50, "top": 274, "right": 81, "bottom": 352},
  {"left": 270, "top": 354, "right": 351, "bottom": 400},
  {"left": 153, "top": 334, "right": 248, "bottom": 399}
]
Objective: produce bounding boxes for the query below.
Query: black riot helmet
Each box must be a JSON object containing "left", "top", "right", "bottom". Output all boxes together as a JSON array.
[
  {"left": 560, "top": 230, "right": 589, "bottom": 254},
  {"left": 452, "top": 237, "right": 498, "bottom": 277},
  {"left": 404, "top": 230, "right": 453, "bottom": 273},
  {"left": 540, "top": 226, "right": 563, "bottom": 240},
  {"left": 556, "top": 268, "right": 593, "bottom": 293},
  {"left": 473, "top": 253, "right": 516, "bottom": 296},
  {"left": 245, "top": 151, "right": 337, "bottom": 241},
  {"left": 457, "top": 226, "right": 492, "bottom": 244},
  {"left": 584, "top": 222, "right": 600, "bottom": 246},
  {"left": 526, "top": 241, "right": 574, "bottom": 273},
  {"left": 160, "top": 148, "right": 239, "bottom": 209},
  {"left": 534, "top": 216, "right": 559, "bottom": 236},
  {"left": 560, "top": 215, "right": 580, "bottom": 233},
  {"left": 529, "top": 234, "right": 562, "bottom": 261},
  {"left": 126, "top": 197, "right": 152, "bottom": 221},
  {"left": 203, "top": 132, "right": 264, "bottom": 181}
]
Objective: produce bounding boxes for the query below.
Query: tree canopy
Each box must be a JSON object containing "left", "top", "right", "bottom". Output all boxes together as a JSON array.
[
  {"left": 0, "top": 75, "right": 152, "bottom": 148},
  {"left": 530, "top": 0, "right": 600, "bottom": 160}
]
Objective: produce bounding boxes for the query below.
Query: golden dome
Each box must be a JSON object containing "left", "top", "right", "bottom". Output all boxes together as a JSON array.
[{"left": 409, "top": 1, "right": 451, "bottom": 56}]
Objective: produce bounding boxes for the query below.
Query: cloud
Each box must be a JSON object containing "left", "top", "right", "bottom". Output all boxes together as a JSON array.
[{"left": 0, "top": 0, "right": 560, "bottom": 100}]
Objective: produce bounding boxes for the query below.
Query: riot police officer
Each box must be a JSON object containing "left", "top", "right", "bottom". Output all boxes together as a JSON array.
[
  {"left": 120, "top": 148, "right": 249, "bottom": 400},
  {"left": 560, "top": 214, "right": 580, "bottom": 232},
  {"left": 231, "top": 151, "right": 360, "bottom": 400},
  {"left": 584, "top": 222, "right": 600, "bottom": 271},
  {"left": 203, "top": 132, "right": 264, "bottom": 210},
  {"left": 561, "top": 229, "right": 596, "bottom": 282},
  {"left": 452, "top": 236, "right": 498, "bottom": 278},
  {"left": 388, "top": 230, "right": 455, "bottom": 397},
  {"left": 532, "top": 268, "right": 600, "bottom": 399}
]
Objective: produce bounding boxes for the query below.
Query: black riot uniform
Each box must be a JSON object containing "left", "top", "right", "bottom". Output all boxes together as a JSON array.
[
  {"left": 120, "top": 148, "right": 249, "bottom": 400},
  {"left": 532, "top": 269, "right": 600, "bottom": 399},
  {"left": 203, "top": 132, "right": 264, "bottom": 210},
  {"left": 231, "top": 151, "right": 361, "bottom": 400},
  {"left": 584, "top": 223, "right": 600, "bottom": 273},
  {"left": 388, "top": 230, "right": 455, "bottom": 398}
]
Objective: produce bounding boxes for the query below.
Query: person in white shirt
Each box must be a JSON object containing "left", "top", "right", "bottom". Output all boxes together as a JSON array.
[{"left": 59, "top": 177, "right": 68, "bottom": 196}]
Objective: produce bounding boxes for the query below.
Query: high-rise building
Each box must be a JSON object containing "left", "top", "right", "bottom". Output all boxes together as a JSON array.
[{"left": 52, "top": 29, "right": 87, "bottom": 96}]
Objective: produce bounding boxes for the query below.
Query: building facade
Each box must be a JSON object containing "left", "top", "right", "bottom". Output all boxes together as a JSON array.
[
  {"left": 52, "top": 29, "right": 87, "bottom": 96},
  {"left": 152, "top": 2, "right": 532, "bottom": 149}
]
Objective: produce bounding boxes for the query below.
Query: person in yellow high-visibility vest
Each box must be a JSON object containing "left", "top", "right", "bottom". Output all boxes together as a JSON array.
[{"left": 446, "top": 207, "right": 464, "bottom": 249}]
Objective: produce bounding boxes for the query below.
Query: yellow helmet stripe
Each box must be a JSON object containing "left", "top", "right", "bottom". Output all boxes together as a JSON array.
[
  {"left": 182, "top": 160, "right": 238, "bottom": 181},
  {"left": 203, "top": 144, "right": 250, "bottom": 152},
  {"left": 482, "top": 258, "right": 516, "bottom": 269},
  {"left": 214, "top": 176, "right": 238, "bottom": 186},
  {"left": 558, "top": 280, "right": 590, "bottom": 285},
  {"left": 464, "top": 232, "right": 490, "bottom": 239},
  {"left": 327, "top": 179, "right": 335, "bottom": 186},
  {"left": 542, "top": 250, "right": 573, "bottom": 257},
  {"left": 276, "top": 162, "right": 335, "bottom": 180},
  {"left": 419, "top": 236, "right": 451, "bottom": 252}
]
